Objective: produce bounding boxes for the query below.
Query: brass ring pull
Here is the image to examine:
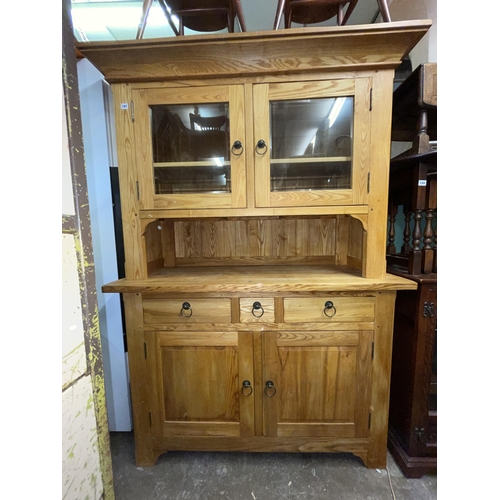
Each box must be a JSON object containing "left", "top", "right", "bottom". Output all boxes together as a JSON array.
[
  {"left": 180, "top": 301, "right": 193, "bottom": 318},
  {"left": 323, "top": 300, "right": 337, "bottom": 318},
  {"left": 241, "top": 380, "right": 253, "bottom": 396},
  {"left": 231, "top": 140, "right": 244, "bottom": 156},
  {"left": 264, "top": 380, "right": 276, "bottom": 397},
  {"left": 255, "top": 139, "right": 268, "bottom": 155},
  {"left": 251, "top": 301, "right": 265, "bottom": 318}
]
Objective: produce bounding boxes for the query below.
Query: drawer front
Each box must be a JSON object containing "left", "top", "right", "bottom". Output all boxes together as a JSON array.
[
  {"left": 240, "top": 298, "right": 275, "bottom": 323},
  {"left": 283, "top": 296, "right": 375, "bottom": 323},
  {"left": 143, "top": 298, "right": 231, "bottom": 324}
]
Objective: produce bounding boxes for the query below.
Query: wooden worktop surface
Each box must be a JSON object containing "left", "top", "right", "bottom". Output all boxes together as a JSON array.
[{"left": 102, "top": 265, "right": 417, "bottom": 294}]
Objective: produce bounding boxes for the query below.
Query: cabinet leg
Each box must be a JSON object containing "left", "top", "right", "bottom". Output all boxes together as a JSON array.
[
  {"left": 135, "top": 445, "right": 161, "bottom": 467},
  {"left": 364, "top": 448, "right": 388, "bottom": 469}
]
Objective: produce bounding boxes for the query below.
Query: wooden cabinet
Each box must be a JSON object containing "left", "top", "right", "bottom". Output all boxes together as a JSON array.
[
  {"left": 132, "top": 84, "right": 247, "bottom": 210},
  {"left": 77, "top": 20, "right": 431, "bottom": 469},
  {"left": 131, "top": 78, "right": 371, "bottom": 211},
  {"left": 387, "top": 274, "right": 437, "bottom": 478},
  {"left": 147, "top": 328, "right": 255, "bottom": 439},
  {"left": 262, "top": 327, "right": 373, "bottom": 440},
  {"left": 386, "top": 63, "right": 438, "bottom": 478}
]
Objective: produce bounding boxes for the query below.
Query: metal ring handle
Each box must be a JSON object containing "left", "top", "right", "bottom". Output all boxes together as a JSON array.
[
  {"left": 231, "top": 140, "right": 243, "bottom": 156},
  {"left": 323, "top": 300, "right": 337, "bottom": 318},
  {"left": 264, "top": 380, "right": 276, "bottom": 397},
  {"left": 255, "top": 139, "right": 268, "bottom": 155},
  {"left": 180, "top": 301, "right": 193, "bottom": 318},
  {"left": 251, "top": 301, "right": 265, "bottom": 318},
  {"left": 241, "top": 380, "right": 253, "bottom": 396}
]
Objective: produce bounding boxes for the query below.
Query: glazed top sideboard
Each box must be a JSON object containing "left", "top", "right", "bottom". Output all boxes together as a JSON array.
[{"left": 76, "top": 20, "right": 430, "bottom": 468}]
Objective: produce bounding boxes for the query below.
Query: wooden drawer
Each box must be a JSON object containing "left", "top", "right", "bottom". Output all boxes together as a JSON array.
[
  {"left": 143, "top": 298, "right": 231, "bottom": 324},
  {"left": 283, "top": 296, "right": 375, "bottom": 323},
  {"left": 239, "top": 298, "right": 275, "bottom": 323}
]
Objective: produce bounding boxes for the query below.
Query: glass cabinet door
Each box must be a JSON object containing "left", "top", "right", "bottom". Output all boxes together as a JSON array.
[
  {"left": 253, "top": 79, "right": 371, "bottom": 208},
  {"left": 132, "top": 85, "right": 246, "bottom": 210}
]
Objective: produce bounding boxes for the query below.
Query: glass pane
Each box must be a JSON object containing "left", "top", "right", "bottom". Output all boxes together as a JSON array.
[
  {"left": 154, "top": 165, "right": 231, "bottom": 194},
  {"left": 270, "top": 97, "right": 353, "bottom": 191},
  {"left": 150, "top": 103, "right": 230, "bottom": 194}
]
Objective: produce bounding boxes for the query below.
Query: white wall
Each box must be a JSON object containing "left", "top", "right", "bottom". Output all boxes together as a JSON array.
[
  {"left": 388, "top": 0, "right": 437, "bottom": 66},
  {"left": 77, "top": 58, "right": 133, "bottom": 431}
]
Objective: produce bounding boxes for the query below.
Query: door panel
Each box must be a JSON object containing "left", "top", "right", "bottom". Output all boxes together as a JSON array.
[
  {"left": 254, "top": 79, "right": 371, "bottom": 208},
  {"left": 262, "top": 330, "right": 372, "bottom": 438},
  {"left": 161, "top": 345, "right": 239, "bottom": 421},
  {"left": 148, "top": 330, "right": 254, "bottom": 437},
  {"left": 132, "top": 85, "right": 246, "bottom": 210}
]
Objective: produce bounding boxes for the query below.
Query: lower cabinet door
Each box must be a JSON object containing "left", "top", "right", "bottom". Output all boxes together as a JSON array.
[
  {"left": 147, "top": 330, "right": 255, "bottom": 438},
  {"left": 262, "top": 330, "right": 373, "bottom": 439}
]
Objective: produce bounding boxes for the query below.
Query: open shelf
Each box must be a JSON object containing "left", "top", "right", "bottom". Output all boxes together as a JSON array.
[{"left": 103, "top": 264, "right": 417, "bottom": 294}]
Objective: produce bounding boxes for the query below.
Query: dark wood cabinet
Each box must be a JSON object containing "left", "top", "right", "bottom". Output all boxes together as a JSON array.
[
  {"left": 386, "top": 63, "right": 437, "bottom": 478},
  {"left": 387, "top": 271, "right": 437, "bottom": 477}
]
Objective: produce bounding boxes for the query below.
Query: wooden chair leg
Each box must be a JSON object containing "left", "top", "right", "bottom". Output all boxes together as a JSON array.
[
  {"left": 233, "top": 0, "right": 247, "bottom": 31},
  {"left": 228, "top": 3, "right": 234, "bottom": 32},
  {"left": 285, "top": 2, "right": 292, "bottom": 28},
  {"left": 158, "top": 0, "right": 180, "bottom": 36}
]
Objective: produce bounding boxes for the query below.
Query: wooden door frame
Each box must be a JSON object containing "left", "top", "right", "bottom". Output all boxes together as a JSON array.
[{"left": 63, "top": 1, "right": 114, "bottom": 496}]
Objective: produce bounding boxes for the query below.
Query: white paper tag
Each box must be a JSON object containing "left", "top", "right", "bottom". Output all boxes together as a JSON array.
[
  {"left": 418, "top": 180, "right": 427, "bottom": 187},
  {"left": 121, "top": 103, "right": 129, "bottom": 110}
]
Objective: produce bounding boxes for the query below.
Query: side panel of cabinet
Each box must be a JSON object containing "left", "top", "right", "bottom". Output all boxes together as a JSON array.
[
  {"left": 253, "top": 78, "right": 371, "bottom": 208},
  {"left": 132, "top": 85, "right": 246, "bottom": 210},
  {"left": 146, "top": 330, "right": 255, "bottom": 438},
  {"left": 262, "top": 330, "right": 373, "bottom": 438},
  {"left": 389, "top": 282, "right": 437, "bottom": 457}
]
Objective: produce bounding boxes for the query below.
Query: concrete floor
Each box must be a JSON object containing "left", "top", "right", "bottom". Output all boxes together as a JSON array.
[{"left": 109, "top": 432, "right": 436, "bottom": 499}]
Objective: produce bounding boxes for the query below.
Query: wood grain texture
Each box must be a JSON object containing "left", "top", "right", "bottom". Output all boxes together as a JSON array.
[
  {"left": 122, "top": 294, "right": 156, "bottom": 465},
  {"left": 103, "top": 266, "right": 417, "bottom": 294},
  {"left": 131, "top": 88, "right": 155, "bottom": 210},
  {"left": 283, "top": 296, "right": 375, "bottom": 323},
  {"left": 263, "top": 329, "right": 374, "bottom": 439},
  {"left": 255, "top": 78, "right": 370, "bottom": 209},
  {"left": 365, "top": 70, "right": 394, "bottom": 278},
  {"left": 132, "top": 85, "right": 246, "bottom": 210},
  {"left": 262, "top": 331, "right": 278, "bottom": 437},
  {"left": 160, "top": 219, "right": 176, "bottom": 267},
  {"left": 76, "top": 21, "right": 432, "bottom": 83},
  {"left": 143, "top": 297, "right": 231, "bottom": 324},
  {"left": 367, "top": 291, "right": 396, "bottom": 468},
  {"left": 153, "top": 435, "right": 370, "bottom": 454},
  {"left": 139, "top": 206, "right": 369, "bottom": 219},
  {"left": 252, "top": 331, "right": 264, "bottom": 436},
  {"left": 113, "top": 85, "right": 148, "bottom": 279},
  {"left": 238, "top": 331, "right": 255, "bottom": 436},
  {"left": 143, "top": 322, "right": 376, "bottom": 333},
  {"left": 244, "top": 83, "right": 256, "bottom": 210},
  {"left": 352, "top": 78, "right": 371, "bottom": 205},
  {"left": 240, "top": 298, "right": 275, "bottom": 323},
  {"left": 96, "top": 23, "right": 432, "bottom": 469},
  {"left": 253, "top": 84, "right": 270, "bottom": 208},
  {"left": 229, "top": 85, "right": 247, "bottom": 208},
  {"left": 161, "top": 345, "right": 239, "bottom": 422},
  {"left": 268, "top": 79, "right": 355, "bottom": 99},
  {"left": 173, "top": 218, "right": 341, "bottom": 264}
]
